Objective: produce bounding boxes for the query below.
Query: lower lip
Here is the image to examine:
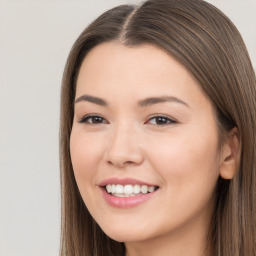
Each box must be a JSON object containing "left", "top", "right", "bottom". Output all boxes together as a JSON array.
[{"left": 100, "top": 187, "right": 157, "bottom": 208}]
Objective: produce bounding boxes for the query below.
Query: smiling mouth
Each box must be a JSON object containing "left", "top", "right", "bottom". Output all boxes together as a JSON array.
[{"left": 105, "top": 184, "right": 159, "bottom": 197}]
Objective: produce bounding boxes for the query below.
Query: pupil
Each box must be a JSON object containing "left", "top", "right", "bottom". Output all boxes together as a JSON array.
[
  {"left": 156, "top": 117, "right": 167, "bottom": 124},
  {"left": 92, "top": 117, "right": 103, "bottom": 123}
]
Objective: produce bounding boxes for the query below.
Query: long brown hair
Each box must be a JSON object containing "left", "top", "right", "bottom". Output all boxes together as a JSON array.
[{"left": 60, "top": 0, "right": 256, "bottom": 255}]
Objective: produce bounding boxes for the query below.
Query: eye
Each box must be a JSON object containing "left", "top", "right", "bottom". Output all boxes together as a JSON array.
[
  {"left": 79, "top": 115, "right": 108, "bottom": 124},
  {"left": 146, "top": 115, "right": 177, "bottom": 126}
]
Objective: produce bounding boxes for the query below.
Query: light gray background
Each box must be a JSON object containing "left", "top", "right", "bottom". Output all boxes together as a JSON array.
[{"left": 0, "top": 1, "right": 255, "bottom": 256}]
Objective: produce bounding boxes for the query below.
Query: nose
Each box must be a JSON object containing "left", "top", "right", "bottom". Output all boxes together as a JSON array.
[{"left": 104, "top": 123, "right": 144, "bottom": 168}]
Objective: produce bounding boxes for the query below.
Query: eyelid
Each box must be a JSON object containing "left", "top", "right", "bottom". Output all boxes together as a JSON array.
[
  {"left": 146, "top": 114, "right": 177, "bottom": 126},
  {"left": 77, "top": 114, "right": 177, "bottom": 126},
  {"left": 78, "top": 114, "right": 109, "bottom": 124}
]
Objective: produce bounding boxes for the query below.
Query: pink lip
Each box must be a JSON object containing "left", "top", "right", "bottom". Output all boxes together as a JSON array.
[
  {"left": 99, "top": 177, "right": 156, "bottom": 187},
  {"left": 100, "top": 187, "right": 158, "bottom": 208},
  {"left": 98, "top": 177, "right": 159, "bottom": 208}
]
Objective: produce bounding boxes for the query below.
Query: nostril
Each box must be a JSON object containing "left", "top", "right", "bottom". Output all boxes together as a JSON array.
[
  {"left": 125, "top": 161, "right": 136, "bottom": 165},
  {"left": 107, "top": 160, "right": 135, "bottom": 168}
]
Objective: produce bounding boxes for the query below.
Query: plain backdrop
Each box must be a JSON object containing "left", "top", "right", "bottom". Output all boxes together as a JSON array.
[{"left": 0, "top": 0, "right": 255, "bottom": 256}]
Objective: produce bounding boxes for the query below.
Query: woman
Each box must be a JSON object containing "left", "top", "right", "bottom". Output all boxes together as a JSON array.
[{"left": 59, "top": 0, "right": 256, "bottom": 255}]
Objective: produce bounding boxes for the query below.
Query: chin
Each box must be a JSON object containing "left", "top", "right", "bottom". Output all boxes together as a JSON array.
[{"left": 100, "top": 224, "right": 150, "bottom": 243}]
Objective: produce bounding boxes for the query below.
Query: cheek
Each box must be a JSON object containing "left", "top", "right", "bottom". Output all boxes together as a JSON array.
[
  {"left": 145, "top": 130, "right": 220, "bottom": 193},
  {"left": 144, "top": 133, "right": 220, "bottom": 229},
  {"left": 69, "top": 129, "right": 104, "bottom": 186}
]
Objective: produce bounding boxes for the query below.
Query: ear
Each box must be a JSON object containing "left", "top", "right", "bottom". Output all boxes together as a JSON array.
[{"left": 219, "top": 127, "right": 241, "bottom": 180}]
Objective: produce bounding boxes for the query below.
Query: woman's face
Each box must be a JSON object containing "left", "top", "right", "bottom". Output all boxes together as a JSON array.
[{"left": 70, "top": 42, "right": 224, "bottom": 244}]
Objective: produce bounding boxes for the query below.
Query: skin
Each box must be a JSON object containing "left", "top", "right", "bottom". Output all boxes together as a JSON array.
[{"left": 70, "top": 41, "right": 237, "bottom": 256}]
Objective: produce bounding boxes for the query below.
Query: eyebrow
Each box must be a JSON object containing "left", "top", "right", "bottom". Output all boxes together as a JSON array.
[
  {"left": 75, "top": 95, "right": 108, "bottom": 106},
  {"left": 75, "top": 94, "right": 189, "bottom": 108},
  {"left": 138, "top": 96, "right": 189, "bottom": 108}
]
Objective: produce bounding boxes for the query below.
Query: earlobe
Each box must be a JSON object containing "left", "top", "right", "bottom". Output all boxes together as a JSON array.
[{"left": 219, "top": 127, "right": 241, "bottom": 180}]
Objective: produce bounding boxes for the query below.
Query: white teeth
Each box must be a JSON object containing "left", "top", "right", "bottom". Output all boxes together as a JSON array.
[
  {"left": 148, "top": 186, "right": 155, "bottom": 193},
  {"left": 111, "top": 184, "right": 116, "bottom": 193},
  {"left": 133, "top": 185, "right": 141, "bottom": 194},
  {"left": 105, "top": 184, "right": 157, "bottom": 196},
  {"left": 124, "top": 185, "right": 133, "bottom": 194},
  {"left": 115, "top": 184, "right": 123, "bottom": 194},
  {"left": 106, "top": 185, "right": 112, "bottom": 193},
  {"left": 140, "top": 185, "right": 147, "bottom": 194}
]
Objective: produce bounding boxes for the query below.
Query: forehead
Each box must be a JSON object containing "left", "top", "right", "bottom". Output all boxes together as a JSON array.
[
  {"left": 76, "top": 41, "right": 210, "bottom": 110},
  {"left": 78, "top": 42, "right": 189, "bottom": 80}
]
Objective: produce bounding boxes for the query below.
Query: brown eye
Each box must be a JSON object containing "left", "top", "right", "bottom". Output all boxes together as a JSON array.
[
  {"left": 79, "top": 115, "right": 108, "bottom": 124},
  {"left": 147, "top": 116, "right": 176, "bottom": 126}
]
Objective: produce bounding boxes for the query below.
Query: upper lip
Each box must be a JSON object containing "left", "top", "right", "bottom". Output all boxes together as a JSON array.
[{"left": 98, "top": 177, "right": 158, "bottom": 187}]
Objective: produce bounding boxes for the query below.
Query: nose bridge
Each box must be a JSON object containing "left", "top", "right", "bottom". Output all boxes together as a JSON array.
[{"left": 105, "top": 119, "right": 144, "bottom": 167}]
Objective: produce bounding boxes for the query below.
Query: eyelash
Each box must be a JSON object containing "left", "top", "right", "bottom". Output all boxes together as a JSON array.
[
  {"left": 78, "top": 115, "right": 109, "bottom": 125},
  {"left": 146, "top": 115, "right": 177, "bottom": 126},
  {"left": 78, "top": 115, "right": 177, "bottom": 126}
]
